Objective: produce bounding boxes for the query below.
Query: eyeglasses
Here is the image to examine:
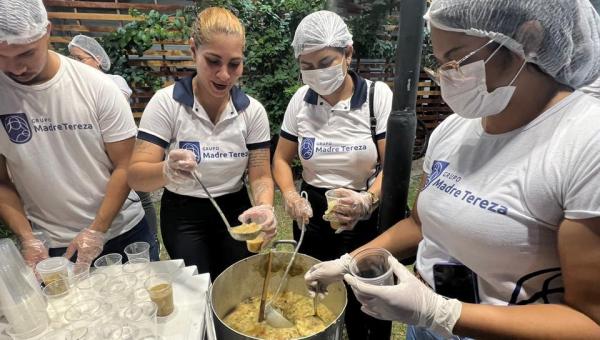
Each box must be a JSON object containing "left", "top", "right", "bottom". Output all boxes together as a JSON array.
[{"left": 428, "top": 40, "right": 497, "bottom": 85}]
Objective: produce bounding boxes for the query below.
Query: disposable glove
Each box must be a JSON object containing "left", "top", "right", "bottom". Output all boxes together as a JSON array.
[
  {"left": 283, "top": 190, "right": 313, "bottom": 224},
  {"left": 163, "top": 149, "right": 198, "bottom": 186},
  {"left": 20, "top": 237, "right": 48, "bottom": 270},
  {"left": 64, "top": 228, "right": 106, "bottom": 267},
  {"left": 323, "top": 188, "right": 372, "bottom": 232},
  {"left": 304, "top": 253, "right": 352, "bottom": 298},
  {"left": 344, "top": 256, "right": 462, "bottom": 338},
  {"left": 239, "top": 204, "right": 277, "bottom": 249}
]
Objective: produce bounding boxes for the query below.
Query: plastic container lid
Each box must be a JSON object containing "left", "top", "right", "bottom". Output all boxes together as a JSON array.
[{"left": 36, "top": 257, "right": 69, "bottom": 274}]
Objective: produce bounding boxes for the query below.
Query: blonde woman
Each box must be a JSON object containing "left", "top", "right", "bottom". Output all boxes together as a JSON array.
[{"left": 128, "top": 7, "right": 276, "bottom": 280}]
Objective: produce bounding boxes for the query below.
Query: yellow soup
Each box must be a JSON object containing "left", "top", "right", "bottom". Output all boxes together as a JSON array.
[{"left": 223, "top": 291, "right": 336, "bottom": 340}]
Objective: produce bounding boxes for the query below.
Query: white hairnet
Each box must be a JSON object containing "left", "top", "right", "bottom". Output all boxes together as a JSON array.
[
  {"left": 292, "top": 10, "right": 353, "bottom": 58},
  {"left": 425, "top": 0, "right": 600, "bottom": 88},
  {"left": 68, "top": 35, "right": 111, "bottom": 71},
  {"left": 0, "top": 0, "right": 49, "bottom": 45}
]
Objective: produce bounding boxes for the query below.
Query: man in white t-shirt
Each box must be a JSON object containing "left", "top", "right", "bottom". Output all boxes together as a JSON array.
[{"left": 0, "top": 0, "right": 158, "bottom": 269}]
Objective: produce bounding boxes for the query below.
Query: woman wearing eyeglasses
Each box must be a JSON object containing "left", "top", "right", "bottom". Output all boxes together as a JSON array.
[{"left": 305, "top": 0, "right": 600, "bottom": 339}]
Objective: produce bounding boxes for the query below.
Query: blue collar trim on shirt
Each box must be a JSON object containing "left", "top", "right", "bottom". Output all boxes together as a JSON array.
[
  {"left": 303, "top": 70, "right": 367, "bottom": 109},
  {"left": 172, "top": 73, "right": 251, "bottom": 112}
]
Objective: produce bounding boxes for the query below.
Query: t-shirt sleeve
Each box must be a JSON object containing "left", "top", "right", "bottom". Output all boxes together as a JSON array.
[
  {"left": 137, "top": 89, "right": 174, "bottom": 149},
  {"left": 96, "top": 79, "right": 137, "bottom": 143},
  {"left": 562, "top": 115, "right": 600, "bottom": 219},
  {"left": 245, "top": 99, "right": 271, "bottom": 150},
  {"left": 373, "top": 81, "right": 393, "bottom": 139},
  {"left": 280, "top": 87, "right": 304, "bottom": 142},
  {"left": 110, "top": 75, "right": 133, "bottom": 99}
]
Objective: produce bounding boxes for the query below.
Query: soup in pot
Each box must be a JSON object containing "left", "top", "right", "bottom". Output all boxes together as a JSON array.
[{"left": 223, "top": 291, "right": 336, "bottom": 340}]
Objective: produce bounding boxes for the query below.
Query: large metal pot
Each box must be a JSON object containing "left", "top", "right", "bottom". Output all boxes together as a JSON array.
[{"left": 210, "top": 241, "right": 347, "bottom": 339}]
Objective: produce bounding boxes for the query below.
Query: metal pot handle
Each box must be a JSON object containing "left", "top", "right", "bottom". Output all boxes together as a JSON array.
[{"left": 271, "top": 239, "right": 297, "bottom": 250}]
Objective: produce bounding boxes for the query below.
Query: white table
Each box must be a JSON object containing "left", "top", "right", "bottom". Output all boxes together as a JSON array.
[{"left": 0, "top": 260, "right": 215, "bottom": 340}]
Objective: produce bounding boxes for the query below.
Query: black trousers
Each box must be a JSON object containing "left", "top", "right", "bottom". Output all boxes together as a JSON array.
[
  {"left": 160, "top": 188, "right": 252, "bottom": 281},
  {"left": 293, "top": 182, "right": 392, "bottom": 340}
]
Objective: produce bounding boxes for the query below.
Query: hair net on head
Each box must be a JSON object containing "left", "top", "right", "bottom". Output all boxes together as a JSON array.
[
  {"left": 0, "top": 0, "right": 49, "bottom": 45},
  {"left": 292, "top": 10, "right": 353, "bottom": 58},
  {"left": 425, "top": 0, "right": 600, "bottom": 88},
  {"left": 68, "top": 35, "right": 111, "bottom": 71}
]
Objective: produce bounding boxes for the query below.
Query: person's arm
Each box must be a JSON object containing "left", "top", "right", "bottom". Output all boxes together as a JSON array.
[
  {"left": 365, "top": 139, "right": 386, "bottom": 199},
  {"left": 272, "top": 137, "right": 298, "bottom": 195},
  {"left": 453, "top": 216, "right": 600, "bottom": 339},
  {"left": 128, "top": 140, "right": 168, "bottom": 192},
  {"left": 89, "top": 137, "right": 137, "bottom": 233},
  {"left": 353, "top": 173, "right": 425, "bottom": 260},
  {"left": 0, "top": 155, "right": 34, "bottom": 240},
  {"left": 247, "top": 148, "right": 274, "bottom": 206}
]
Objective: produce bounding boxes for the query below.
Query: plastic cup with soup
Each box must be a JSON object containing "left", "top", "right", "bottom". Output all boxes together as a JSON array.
[
  {"left": 324, "top": 190, "right": 343, "bottom": 230},
  {"left": 349, "top": 248, "right": 394, "bottom": 286},
  {"left": 36, "top": 257, "right": 70, "bottom": 286},
  {"left": 144, "top": 273, "right": 174, "bottom": 317}
]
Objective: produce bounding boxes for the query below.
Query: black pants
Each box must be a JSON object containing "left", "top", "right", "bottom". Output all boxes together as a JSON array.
[
  {"left": 293, "top": 182, "right": 392, "bottom": 340},
  {"left": 160, "top": 188, "right": 252, "bottom": 281}
]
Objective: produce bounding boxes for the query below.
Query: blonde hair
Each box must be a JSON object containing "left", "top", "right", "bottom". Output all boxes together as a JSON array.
[{"left": 192, "top": 7, "right": 245, "bottom": 48}]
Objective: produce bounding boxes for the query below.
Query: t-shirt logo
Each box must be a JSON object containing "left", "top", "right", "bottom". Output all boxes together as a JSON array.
[
  {"left": 300, "top": 137, "right": 315, "bottom": 160},
  {"left": 424, "top": 160, "right": 449, "bottom": 189},
  {"left": 179, "top": 141, "right": 201, "bottom": 163},
  {"left": 0, "top": 113, "right": 32, "bottom": 144}
]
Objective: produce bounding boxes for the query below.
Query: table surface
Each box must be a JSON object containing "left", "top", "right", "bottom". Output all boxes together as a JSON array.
[{"left": 0, "top": 260, "right": 215, "bottom": 340}]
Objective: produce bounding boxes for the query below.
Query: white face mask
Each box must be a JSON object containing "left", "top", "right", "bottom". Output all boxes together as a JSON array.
[
  {"left": 301, "top": 62, "right": 346, "bottom": 96},
  {"left": 439, "top": 42, "right": 526, "bottom": 119}
]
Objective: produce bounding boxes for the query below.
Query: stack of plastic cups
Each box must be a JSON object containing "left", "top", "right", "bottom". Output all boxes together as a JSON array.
[{"left": 0, "top": 239, "right": 49, "bottom": 339}]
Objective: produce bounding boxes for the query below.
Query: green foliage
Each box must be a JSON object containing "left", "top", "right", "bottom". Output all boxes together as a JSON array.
[
  {"left": 194, "top": 0, "right": 326, "bottom": 133},
  {"left": 100, "top": 9, "right": 194, "bottom": 90},
  {"left": 347, "top": 0, "right": 400, "bottom": 66}
]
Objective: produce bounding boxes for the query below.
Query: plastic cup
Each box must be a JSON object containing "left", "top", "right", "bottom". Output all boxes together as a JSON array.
[
  {"left": 64, "top": 298, "right": 112, "bottom": 323},
  {"left": 95, "top": 320, "right": 139, "bottom": 340},
  {"left": 42, "top": 278, "right": 75, "bottom": 324},
  {"left": 100, "top": 273, "right": 137, "bottom": 306},
  {"left": 74, "top": 272, "right": 107, "bottom": 301},
  {"left": 349, "top": 248, "right": 394, "bottom": 286},
  {"left": 324, "top": 189, "right": 343, "bottom": 230},
  {"left": 70, "top": 262, "right": 91, "bottom": 286},
  {"left": 1, "top": 299, "right": 49, "bottom": 338},
  {"left": 124, "top": 242, "right": 150, "bottom": 262},
  {"left": 36, "top": 257, "right": 69, "bottom": 286},
  {"left": 120, "top": 301, "right": 158, "bottom": 339},
  {"left": 93, "top": 253, "right": 122, "bottom": 275},
  {"left": 144, "top": 274, "right": 174, "bottom": 317},
  {"left": 123, "top": 258, "right": 151, "bottom": 285}
]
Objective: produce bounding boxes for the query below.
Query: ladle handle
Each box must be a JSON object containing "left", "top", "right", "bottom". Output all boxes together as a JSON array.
[
  {"left": 191, "top": 171, "right": 232, "bottom": 230},
  {"left": 258, "top": 251, "right": 273, "bottom": 322}
]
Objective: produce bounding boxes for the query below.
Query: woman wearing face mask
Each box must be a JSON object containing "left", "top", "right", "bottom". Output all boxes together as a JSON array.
[
  {"left": 304, "top": 0, "right": 600, "bottom": 339},
  {"left": 272, "top": 10, "right": 393, "bottom": 340},
  {"left": 128, "top": 7, "right": 276, "bottom": 281}
]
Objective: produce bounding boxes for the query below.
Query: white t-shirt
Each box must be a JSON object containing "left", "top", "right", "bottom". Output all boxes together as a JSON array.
[
  {"left": 138, "top": 75, "right": 271, "bottom": 198},
  {"left": 580, "top": 77, "right": 600, "bottom": 100},
  {"left": 280, "top": 72, "right": 392, "bottom": 190},
  {"left": 0, "top": 53, "right": 144, "bottom": 247},
  {"left": 416, "top": 91, "right": 600, "bottom": 305},
  {"left": 106, "top": 74, "right": 133, "bottom": 99}
]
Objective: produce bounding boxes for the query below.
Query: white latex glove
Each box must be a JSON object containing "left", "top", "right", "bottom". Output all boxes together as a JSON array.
[
  {"left": 283, "top": 190, "right": 313, "bottom": 224},
  {"left": 238, "top": 204, "right": 277, "bottom": 248},
  {"left": 344, "top": 256, "right": 462, "bottom": 338},
  {"left": 304, "top": 253, "right": 352, "bottom": 298},
  {"left": 324, "top": 188, "right": 373, "bottom": 232},
  {"left": 163, "top": 149, "right": 198, "bottom": 186},
  {"left": 20, "top": 237, "right": 48, "bottom": 270},
  {"left": 64, "top": 228, "right": 106, "bottom": 267}
]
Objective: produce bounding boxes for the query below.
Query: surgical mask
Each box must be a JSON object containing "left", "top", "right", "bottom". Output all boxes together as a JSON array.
[
  {"left": 439, "top": 41, "right": 527, "bottom": 119},
  {"left": 301, "top": 62, "right": 346, "bottom": 96}
]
